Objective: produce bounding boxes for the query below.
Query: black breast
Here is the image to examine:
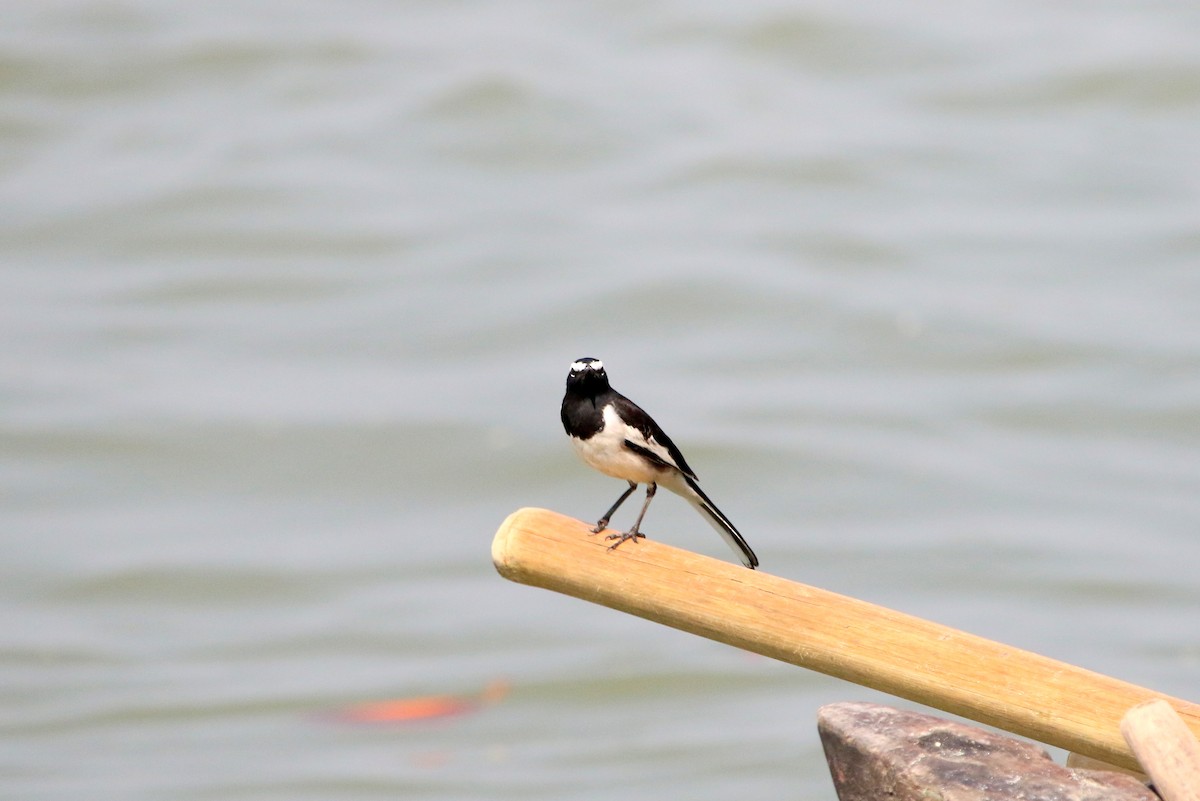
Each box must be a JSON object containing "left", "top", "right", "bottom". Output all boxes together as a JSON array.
[{"left": 561, "top": 394, "right": 604, "bottom": 439}]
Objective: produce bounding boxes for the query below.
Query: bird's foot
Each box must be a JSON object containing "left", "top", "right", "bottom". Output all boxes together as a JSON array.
[
  {"left": 589, "top": 519, "right": 608, "bottom": 535},
  {"left": 605, "top": 529, "right": 645, "bottom": 551}
]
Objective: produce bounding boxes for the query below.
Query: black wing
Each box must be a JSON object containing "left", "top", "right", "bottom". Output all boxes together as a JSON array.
[{"left": 610, "top": 392, "right": 697, "bottom": 479}]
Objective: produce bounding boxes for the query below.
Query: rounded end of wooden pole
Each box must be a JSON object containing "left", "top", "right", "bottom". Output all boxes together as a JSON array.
[{"left": 491, "top": 507, "right": 533, "bottom": 579}]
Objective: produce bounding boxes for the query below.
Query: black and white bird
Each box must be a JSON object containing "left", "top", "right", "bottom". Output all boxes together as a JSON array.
[{"left": 560, "top": 357, "right": 758, "bottom": 569}]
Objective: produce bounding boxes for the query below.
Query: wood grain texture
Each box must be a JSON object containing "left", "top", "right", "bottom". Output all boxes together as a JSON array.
[
  {"left": 492, "top": 507, "right": 1200, "bottom": 771},
  {"left": 1122, "top": 699, "right": 1200, "bottom": 801}
]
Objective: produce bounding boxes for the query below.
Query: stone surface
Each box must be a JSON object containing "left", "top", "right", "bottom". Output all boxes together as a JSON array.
[{"left": 818, "top": 702, "right": 1156, "bottom": 801}]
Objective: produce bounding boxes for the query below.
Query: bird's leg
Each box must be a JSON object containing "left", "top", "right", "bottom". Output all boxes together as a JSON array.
[
  {"left": 607, "top": 483, "right": 655, "bottom": 550},
  {"left": 591, "top": 481, "right": 638, "bottom": 534}
]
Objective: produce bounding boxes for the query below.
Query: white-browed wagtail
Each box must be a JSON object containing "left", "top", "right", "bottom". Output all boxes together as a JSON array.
[{"left": 560, "top": 357, "right": 758, "bottom": 569}]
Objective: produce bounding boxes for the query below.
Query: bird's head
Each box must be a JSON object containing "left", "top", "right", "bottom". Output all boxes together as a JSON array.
[{"left": 565, "top": 357, "right": 610, "bottom": 394}]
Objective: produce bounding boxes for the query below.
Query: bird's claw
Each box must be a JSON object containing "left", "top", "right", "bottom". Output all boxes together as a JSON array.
[{"left": 605, "top": 530, "right": 645, "bottom": 551}]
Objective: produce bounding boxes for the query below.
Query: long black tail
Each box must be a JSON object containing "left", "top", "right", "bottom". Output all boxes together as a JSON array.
[{"left": 682, "top": 475, "right": 758, "bottom": 569}]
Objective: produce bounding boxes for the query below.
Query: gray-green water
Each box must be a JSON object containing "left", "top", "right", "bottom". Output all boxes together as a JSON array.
[{"left": 3, "top": 3, "right": 1199, "bottom": 799}]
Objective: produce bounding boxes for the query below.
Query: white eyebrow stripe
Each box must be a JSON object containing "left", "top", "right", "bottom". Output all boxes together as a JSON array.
[{"left": 571, "top": 359, "right": 603, "bottom": 372}]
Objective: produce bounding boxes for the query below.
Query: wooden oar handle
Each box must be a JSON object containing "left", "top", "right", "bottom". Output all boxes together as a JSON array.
[{"left": 492, "top": 507, "right": 1200, "bottom": 772}]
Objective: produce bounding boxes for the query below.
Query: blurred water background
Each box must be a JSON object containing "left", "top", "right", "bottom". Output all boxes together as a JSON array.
[{"left": 3, "top": 2, "right": 1199, "bottom": 799}]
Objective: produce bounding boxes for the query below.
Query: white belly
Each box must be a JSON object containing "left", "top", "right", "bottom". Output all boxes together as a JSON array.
[{"left": 570, "top": 407, "right": 669, "bottom": 485}]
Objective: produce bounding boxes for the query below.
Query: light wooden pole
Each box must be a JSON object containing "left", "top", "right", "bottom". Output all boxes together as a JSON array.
[
  {"left": 492, "top": 507, "right": 1200, "bottom": 772},
  {"left": 1122, "top": 700, "right": 1200, "bottom": 801}
]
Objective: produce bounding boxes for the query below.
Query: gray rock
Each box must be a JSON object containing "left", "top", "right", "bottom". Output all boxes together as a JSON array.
[{"left": 818, "top": 702, "right": 1155, "bottom": 801}]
